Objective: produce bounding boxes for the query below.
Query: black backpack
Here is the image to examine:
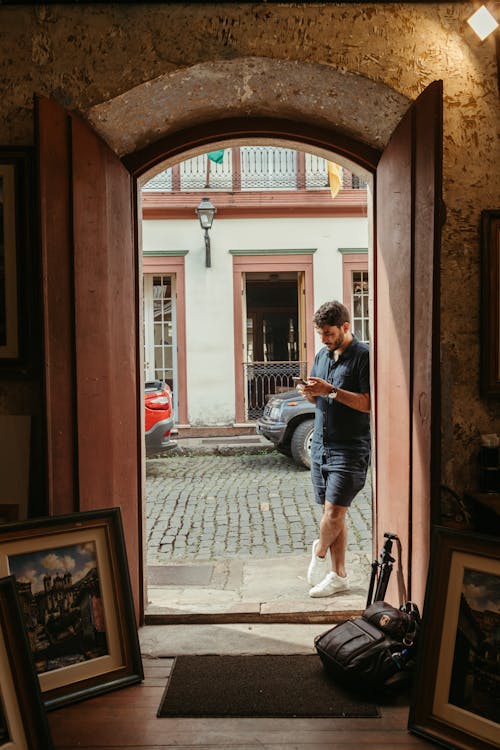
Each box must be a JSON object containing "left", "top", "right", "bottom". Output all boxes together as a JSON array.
[
  {"left": 314, "top": 533, "right": 421, "bottom": 693},
  {"left": 314, "top": 600, "right": 420, "bottom": 692}
]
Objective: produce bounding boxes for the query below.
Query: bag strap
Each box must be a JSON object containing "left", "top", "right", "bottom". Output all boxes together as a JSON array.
[{"left": 394, "top": 537, "right": 407, "bottom": 607}]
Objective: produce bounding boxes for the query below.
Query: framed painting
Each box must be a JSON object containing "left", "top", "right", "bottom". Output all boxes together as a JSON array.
[
  {"left": 481, "top": 209, "right": 500, "bottom": 397},
  {"left": 408, "top": 527, "right": 499, "bottom": 750},
  {"left": 0, "top": 148, "right": 33, "bottom": 374},
  {"left": 0, "top": 575, "right": 54, "bottom": 749},
  {"left": 0, "top": 508, "right": 143, "bottom": 711}
]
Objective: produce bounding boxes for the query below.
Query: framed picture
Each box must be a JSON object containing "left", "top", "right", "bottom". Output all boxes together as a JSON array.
[
  {"left": 481, "top": 209, "right": 500, "bottom": 397},
  {"left": 0, "top": 148, "right": 33, "bottom": 374},
  {"left": 408, "top": 527, "right": 500, "bottom": 750},
  {"left": 0, "top": 508, "right": 143, "bottom": 711},
  {"left": 0, "top": 575, "right": 54, "bottom": 749}
]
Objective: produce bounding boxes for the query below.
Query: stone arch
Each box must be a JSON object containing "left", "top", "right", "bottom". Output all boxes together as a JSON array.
[{"left": 85, "top": 57, "right": 410, "bottom": 159}]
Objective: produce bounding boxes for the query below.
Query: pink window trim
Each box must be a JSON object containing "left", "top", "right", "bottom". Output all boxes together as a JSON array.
[
  {"left": 142, "top": 255, "right": 188, "bottom": 425},
  {"left": 342, "top": 253, "right": 368, "bottom": 315}
]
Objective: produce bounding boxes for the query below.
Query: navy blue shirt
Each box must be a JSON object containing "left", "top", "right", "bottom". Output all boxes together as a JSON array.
[{"left": 310, "top": 336, "right": 371, "bottom": 459}]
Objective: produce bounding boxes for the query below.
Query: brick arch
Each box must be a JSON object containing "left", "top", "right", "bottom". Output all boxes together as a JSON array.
[{"left": 85, "top": 57, "right": 410, "bottom": 160}]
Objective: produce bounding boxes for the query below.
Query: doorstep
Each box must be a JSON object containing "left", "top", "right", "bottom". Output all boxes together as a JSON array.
[{"left": 144, "top": 551, "right": 371, "bottom": 624}]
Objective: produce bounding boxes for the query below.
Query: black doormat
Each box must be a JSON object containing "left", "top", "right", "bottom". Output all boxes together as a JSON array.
[{"left": 157, "top": 654, "right": 380, "bottom": 718}]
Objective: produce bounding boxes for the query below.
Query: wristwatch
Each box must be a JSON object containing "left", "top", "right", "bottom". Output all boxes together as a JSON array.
[{"left": 327, "top": 386, "right": 338, "bottom": 400}]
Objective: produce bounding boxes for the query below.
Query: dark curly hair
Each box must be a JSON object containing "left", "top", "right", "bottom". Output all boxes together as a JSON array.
[{"left": 313, "top": 300, "right": 351, "bottom": 328}]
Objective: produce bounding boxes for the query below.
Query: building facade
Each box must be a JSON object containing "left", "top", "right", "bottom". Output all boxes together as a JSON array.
[{"left": 142, "top": 148, "right": 369, "bottom": 427}]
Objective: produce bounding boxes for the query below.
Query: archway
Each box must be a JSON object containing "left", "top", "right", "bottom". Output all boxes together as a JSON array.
[{"left": 37, "top": 59, "right": 441, "bottom": 621}]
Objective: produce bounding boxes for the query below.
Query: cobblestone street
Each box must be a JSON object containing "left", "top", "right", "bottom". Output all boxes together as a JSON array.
[{"left": 146, "top": 451, "right": 372, "bottom": 564}]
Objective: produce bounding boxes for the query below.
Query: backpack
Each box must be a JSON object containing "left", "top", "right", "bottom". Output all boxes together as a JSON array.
[
  {"left": 314, "top": 533, "right": 421, "bottom": 693},
  {"left": 314, "top": 600, "right": 420, "bottom": 692}
]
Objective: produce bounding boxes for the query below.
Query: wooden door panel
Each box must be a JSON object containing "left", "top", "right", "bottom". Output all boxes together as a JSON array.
[
  {"left": 36, "top": 98, "right": 76, "bottom": 516},
  {"left": 375, "top": 83, "right": 442, "bottom": 606},
  {"left": 411, "top": 82, "right": 443, "bottom": 606},
  {"left": 375, "top": 110, "right": 413, "bottom": 595},
  {"left": 37, "top": 98, "right": 142, "bottom": 619}
]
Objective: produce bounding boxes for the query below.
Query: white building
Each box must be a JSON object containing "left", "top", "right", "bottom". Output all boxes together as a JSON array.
[{"left": 141, "top": 146, "right": 369, "bottom": 431}]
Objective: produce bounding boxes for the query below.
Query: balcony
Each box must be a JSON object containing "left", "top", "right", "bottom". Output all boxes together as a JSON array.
[
  {"left": 142, "top": 147, "right": 368, "bottom": 220},
  {"left": 143, "top": 147, "right": 366, "bottom": 193}
]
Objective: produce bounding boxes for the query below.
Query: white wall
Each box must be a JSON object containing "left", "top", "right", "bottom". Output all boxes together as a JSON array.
[{"left": 142, "top": 215, "right": 368, "bottom": 425}]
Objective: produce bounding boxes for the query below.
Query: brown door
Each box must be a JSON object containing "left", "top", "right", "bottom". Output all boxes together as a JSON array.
[
  {"left": 374, "top": 81, "right": 442, "bottom": 607},
  {"left": 36, "top": 97, "right": 143, "bottom": 620}
]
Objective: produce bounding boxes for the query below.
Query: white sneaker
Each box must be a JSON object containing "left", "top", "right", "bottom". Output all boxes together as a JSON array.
[
  {"left": 309, "top": 572, "right": 350, "bottom": 598},
  {"left": 307, "top": 539, "right": 329, "bottom": 585}
]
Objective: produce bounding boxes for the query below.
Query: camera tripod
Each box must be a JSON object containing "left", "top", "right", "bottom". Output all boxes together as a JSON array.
[{"left": 366, "top": 532, "right": 403, "bottom": 607}]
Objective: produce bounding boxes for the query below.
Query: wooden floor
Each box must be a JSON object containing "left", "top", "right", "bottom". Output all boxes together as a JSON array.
[{"left": 47, "top": 658, "right": 433, "bottom": 749}]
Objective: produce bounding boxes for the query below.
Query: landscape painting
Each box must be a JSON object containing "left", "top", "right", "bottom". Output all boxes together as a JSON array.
[{"left": 448, "top": 567, "right": 500, "bottom": 724}]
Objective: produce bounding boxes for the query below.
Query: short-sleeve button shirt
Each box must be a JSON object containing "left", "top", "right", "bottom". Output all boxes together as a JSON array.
[{"left": 310, "top": 336, "right": 370, "bottom": 460}]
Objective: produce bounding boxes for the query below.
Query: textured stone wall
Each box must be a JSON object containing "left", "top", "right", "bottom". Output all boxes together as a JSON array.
[{"left": 1, "top": 2, "right": 499, "bottom": 493}]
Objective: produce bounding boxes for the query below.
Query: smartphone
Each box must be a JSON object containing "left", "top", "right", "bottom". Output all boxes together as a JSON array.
[{"left": 292, "top": 376, "right": 308, "bottom": 387}]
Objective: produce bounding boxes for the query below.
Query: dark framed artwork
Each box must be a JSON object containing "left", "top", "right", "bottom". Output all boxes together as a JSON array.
[
  {"left": 481, "top": 209, "right": 500, "bottom": 397},
  {"left": 0, "top": 575, "right": 54, "bottom": 749},
  {"left": 408, "top": 527, "right": 499, "bottom": 750},
  {"left": 0, "top": 148, "right": 33, "bottom": 374},
  {"left": 0, "top": 508, "right": 143, "bottom": 711}
]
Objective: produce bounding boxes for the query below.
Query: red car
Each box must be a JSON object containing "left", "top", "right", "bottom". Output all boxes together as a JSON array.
[{"left": 144, "top": 380, "right": 177, "bottom": 456}]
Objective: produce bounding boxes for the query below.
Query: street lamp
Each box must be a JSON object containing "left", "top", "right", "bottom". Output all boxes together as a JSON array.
[{"left": 195, "top": 196, "right": 217, "bottom": 267}]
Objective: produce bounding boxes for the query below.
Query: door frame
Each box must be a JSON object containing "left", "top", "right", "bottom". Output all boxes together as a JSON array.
[
  {"left": 232, "top": 255, "right": 315, "bottom": 422},
  {"left": 127, "top": 109, "right": 441, "bottom": 610},
  {"left": 39, "top": 106, "right": 440, "bottom": 619}
]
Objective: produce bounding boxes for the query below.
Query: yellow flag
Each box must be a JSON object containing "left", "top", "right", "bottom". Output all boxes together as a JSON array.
[{"left": 327, "top": 162, "right": 342, "bottom": 199}]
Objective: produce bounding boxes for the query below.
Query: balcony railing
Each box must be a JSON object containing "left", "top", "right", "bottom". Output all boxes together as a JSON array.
[{"left": 143, "top": 147, "right": 366, "bottom": 193}]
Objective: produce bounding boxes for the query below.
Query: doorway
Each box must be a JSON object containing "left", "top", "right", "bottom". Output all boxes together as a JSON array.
[
  {"left": 245, "top": 272, "right": 302, "bottom": 420},
  {"left": 141, "top": 144, "right": 373, "bottom": 620},
  {"left": 38, "top": 78, "right": 441, "bottom": 622}
]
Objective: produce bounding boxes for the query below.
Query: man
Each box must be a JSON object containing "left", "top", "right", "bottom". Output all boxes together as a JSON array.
[{"left": 298, "top": 300, "right": 371, "bottom": 598}]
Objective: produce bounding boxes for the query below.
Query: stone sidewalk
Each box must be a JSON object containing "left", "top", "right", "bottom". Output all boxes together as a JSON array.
[{"left": 145, "top": 442, "right": 373, "bottom": 620}]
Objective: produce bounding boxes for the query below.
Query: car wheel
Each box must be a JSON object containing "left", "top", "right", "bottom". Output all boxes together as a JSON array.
[
  {"left": 276, "top": 445, "right": 292, "bottom": 457},
  {"left": 290, "top": 419, "right": 314, "bottom": 469}
]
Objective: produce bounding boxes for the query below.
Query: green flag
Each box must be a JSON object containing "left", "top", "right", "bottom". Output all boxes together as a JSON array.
[{"left": 207, "top": 150, "right": 225, "bottom": 165}]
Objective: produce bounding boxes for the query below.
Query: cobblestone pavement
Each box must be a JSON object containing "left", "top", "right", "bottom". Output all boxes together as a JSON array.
[{"left": 146, "top": 451, "right": 372, "bottom": 564}]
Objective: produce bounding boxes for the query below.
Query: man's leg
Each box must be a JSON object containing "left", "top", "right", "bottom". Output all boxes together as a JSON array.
[{"left": 317, "top": 504, "right": 348, "bottom": 577}]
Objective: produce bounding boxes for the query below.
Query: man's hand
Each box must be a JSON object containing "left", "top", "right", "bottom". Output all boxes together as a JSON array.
[
  {"left": 303, "top": 377, "right": 331, "bottom": 398},
  {"left": 305, "top": 377, "right": 371, "bottom": 413}
]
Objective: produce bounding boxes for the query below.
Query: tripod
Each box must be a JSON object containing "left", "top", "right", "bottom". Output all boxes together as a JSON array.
[{"left": 366, "top": 532, "right": 400, "bottom": 607}]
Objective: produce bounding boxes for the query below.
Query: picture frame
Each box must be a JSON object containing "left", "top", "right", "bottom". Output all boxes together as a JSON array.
[
  {"left": 408, "top": 527, "right": 500, "bottom": 750},
  {"left": 0, "top": 574, "right": 54, "bottom": 749},
  {"left": 480, "top": 209, "right": 500, "bottom": 397},
  {"left": 0, "top": 507, "right": 143, "bottom": 711},
  {"left": 0, "top": 148, "right": 34, "bottom": 374}
]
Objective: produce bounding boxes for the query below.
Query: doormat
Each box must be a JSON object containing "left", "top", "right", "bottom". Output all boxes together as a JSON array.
[{"left": 157, "top": 654, "right": 380, "bottom": 718}]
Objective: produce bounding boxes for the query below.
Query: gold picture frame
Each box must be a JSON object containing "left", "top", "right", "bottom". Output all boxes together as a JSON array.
[
  {"left": 408, "top": 527, "right": 499, "bottom": 750},
  {"left": 0, "top": 508, "right": 143, "bottom": 710}
]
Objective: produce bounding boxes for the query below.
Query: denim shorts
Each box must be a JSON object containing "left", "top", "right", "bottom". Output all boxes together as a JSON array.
[{"left": 311, "top": 447, "right": 371, "bottom": 507}]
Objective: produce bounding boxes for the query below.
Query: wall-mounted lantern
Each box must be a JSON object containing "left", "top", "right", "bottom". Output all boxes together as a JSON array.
[{"left": 195, "top": 196, "right": 217, "bottom": 268}]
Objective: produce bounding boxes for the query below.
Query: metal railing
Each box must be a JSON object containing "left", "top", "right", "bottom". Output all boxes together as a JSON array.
[
  {"left": 244, "top": 360, "right": 308, "bottom": 420},
  {"left": 143, "top": 147, "right": 367, "bottom": 193}
]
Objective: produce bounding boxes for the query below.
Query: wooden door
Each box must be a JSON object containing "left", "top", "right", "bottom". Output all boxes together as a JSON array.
[
  {"left": 374, "top": 81, "right": 443, "bottom": 607},
  {"left": 36, "top": 97, "right": 143, "bottom": 620}
]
